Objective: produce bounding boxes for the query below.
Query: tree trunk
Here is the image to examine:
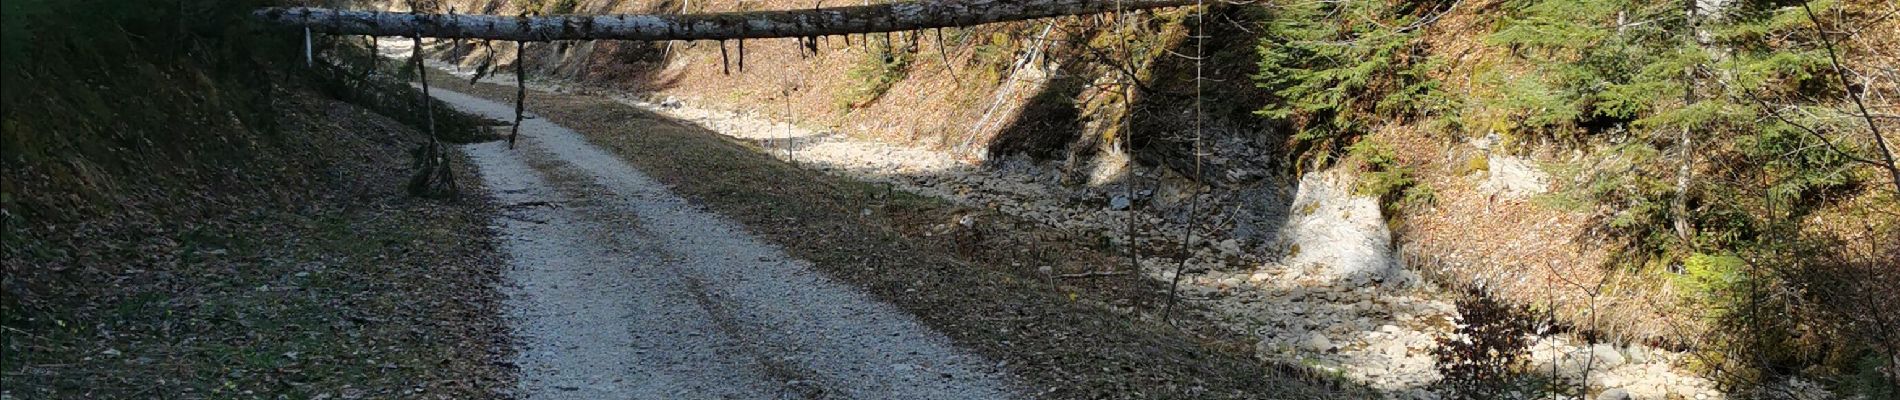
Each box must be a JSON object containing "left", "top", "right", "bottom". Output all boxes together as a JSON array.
[
  {"left": 1672, "top": 0, "right": 1701, "bottom": 248},
  {"left": 255, "top": 0, "right": 1196, "bottom": 42}
]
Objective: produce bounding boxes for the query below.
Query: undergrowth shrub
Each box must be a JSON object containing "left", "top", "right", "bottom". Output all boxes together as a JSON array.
[
  {"left": 1481, "top": 1, "right": 1895, "bottom": 390},
  {"left": 1433, "top": 288, "right": 1538, "bottom": 399},
  {"left": 836, "top": 33, "right": 916, "bottom": 110},
  {"left": 1768, "top": 226, "right": 1900, "bottom": 397},
  {"left": 965, "top": 28, "right": 1026, "bottom": 86},
  {"left": 1487, "top": 0, "right": 1852, "bottom": 262},
  {"left": 1349, "top": 140, "right": 1435, "bottom": 216}
]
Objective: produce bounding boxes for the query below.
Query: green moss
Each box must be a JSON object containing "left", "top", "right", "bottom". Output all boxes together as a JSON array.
[
  {"left": 1348, "top": 140, "right": 1433, "bottom": 215},
  {"left": 1460, "top": 155, "right": 1492, "bottom": 176}
]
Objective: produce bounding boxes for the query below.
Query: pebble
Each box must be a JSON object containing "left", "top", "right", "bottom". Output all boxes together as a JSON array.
[
  {"left": 1303, "top": 333, "right": 1335, "bottom": 352},
  {"left": 1591, "top": 343, "right": 1626, "bottom": 369}
]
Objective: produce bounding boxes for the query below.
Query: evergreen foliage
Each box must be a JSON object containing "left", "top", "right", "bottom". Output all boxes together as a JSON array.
[
  {"left": 1253, "top": 0, "right": 1458, "bottom": 170},
  {"left": 1477, "top": 0, "right": 1891, "bottom": 390},
  {"left": 1350, "top": 140, "right": 1435, "bottom": 215},
  {"left": 1481, "top": 0, "right": 1858, "bottom": 260}
]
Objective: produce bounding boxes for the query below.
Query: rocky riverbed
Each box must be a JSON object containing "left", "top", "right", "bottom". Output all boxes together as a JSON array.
[{"left": 612, "top": 92, "right": 1731, "bottom": 400}]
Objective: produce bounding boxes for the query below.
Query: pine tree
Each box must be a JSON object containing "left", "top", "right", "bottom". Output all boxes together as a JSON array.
[{"left": 1253, "top": 0, "right": 1456, "bottom": 169}]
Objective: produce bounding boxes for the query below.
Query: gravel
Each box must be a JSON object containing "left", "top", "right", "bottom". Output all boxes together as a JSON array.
[{"left": 438, "top": 88, "right": 1020, "bottom": 399}]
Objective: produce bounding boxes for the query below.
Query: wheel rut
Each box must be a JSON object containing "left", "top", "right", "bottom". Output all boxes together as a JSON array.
[{"left": 436, "top": 87, "right": 1019, "bottom": 400}]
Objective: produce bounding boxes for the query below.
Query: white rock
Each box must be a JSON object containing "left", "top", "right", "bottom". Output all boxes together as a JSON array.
[
  {"left": 1597, "top": 388, "right": 1632, "bottom": 400},
  {"left": 1626, "top": 345, "right": 1651, "bottom": 364},
  {"left": 1477, "top": 154, "right": 1549, "bottom": 199},
  {"left": 1277, "top": 169, "right": 1399, "bottom": 281},
  {"left": 1591, "top": 343, "right": 1627, "bottom": 369},
  {"left": 1217, "top": 238, "right": 1242, "bottom": 255},
  {"left": 1380, "top": 342, "right": 1406, "bottom": 357}
]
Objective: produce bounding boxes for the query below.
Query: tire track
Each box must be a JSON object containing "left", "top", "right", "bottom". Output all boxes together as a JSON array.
[{"left": 443, "top": 87, "right": 1021, "bottom": 399}]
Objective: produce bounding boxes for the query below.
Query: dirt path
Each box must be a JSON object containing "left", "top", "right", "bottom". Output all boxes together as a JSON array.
[{"left": 433, "top": 88, "right": 1019, "bottom": 399}]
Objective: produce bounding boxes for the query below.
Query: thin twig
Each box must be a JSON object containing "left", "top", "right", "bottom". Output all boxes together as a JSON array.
[
  {"left": 1803, "top": 1, "right": 1900, "bottom": 194},
  {"left": 1059, "top": 270, "right": 1131, "bottom": 279}
]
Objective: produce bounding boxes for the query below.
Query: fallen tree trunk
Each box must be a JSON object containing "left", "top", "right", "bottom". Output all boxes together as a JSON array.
[{"left": 255, "top": 0, "right": 1195, "bottom": 41}]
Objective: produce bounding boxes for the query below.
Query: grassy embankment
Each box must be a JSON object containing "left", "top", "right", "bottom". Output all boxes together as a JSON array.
[{"left": 1, "top": 1, "right": 510, "bottom": 397}]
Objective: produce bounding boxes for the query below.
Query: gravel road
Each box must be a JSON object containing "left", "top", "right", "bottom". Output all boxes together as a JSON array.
[{"left": 434, "top": 88, "right": 1020, "bottom": 399}]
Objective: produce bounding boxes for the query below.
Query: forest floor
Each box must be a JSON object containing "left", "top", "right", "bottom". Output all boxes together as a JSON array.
[{"left": 0, "top": 89, "right": 512, "bottom": 398}]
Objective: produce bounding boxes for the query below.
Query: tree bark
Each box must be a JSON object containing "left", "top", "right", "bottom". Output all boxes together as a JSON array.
[
  {"left": 255, "top": 0, "right": 1196, "bottom": 42},
  {"left": 1672, "top": 0, "right": 1700, "bottom": 248}
]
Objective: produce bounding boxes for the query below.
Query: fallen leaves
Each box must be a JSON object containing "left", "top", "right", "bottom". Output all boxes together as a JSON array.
[{"left": 2, "top": 90, "right": 511, "bottom": 398}]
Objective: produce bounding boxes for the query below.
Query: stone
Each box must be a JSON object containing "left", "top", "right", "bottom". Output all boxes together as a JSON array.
[
  {"left": 1591, "top": 344, "right": 1627, "bottom": 369},
  {"left": 1597, "top": 388, "right": 1631, "bottom": 400},
  {"left": 1217, "top": 239, "right": 1242, "bottom": 255},
  {"left": 1625, "top": 345, "right": 1651, "bottom": 364},
  {"left": 1478, "top": 154, "right": 1549, "bottom": 199},
  {"left": 1303, "top": 333, "right": 1335, "bottom": 352},
  {"left": 1380, "top": 341, "right": 1406, "bottom": 357},
  {"left": 1555, "top": 356, "right": 1588, "bottom": 378},
  {"left": 1108, "top": 195, "right": 1131, "bottom": 210}
]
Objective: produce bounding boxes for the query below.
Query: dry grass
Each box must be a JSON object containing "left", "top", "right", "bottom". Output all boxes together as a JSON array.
[
  {"left": 1377, "top": 124, "right": 1693, "bottom": 345},
  {"left": 433, "top": 75, "right": 1369, "bottom": 399}
]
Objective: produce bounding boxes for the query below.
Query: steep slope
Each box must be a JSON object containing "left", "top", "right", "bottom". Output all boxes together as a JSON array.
[{"left": 1, "top": 1, "right": 511, "bottom": 396}]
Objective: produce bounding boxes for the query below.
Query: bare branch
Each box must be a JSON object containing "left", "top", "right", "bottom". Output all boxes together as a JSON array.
[{"left": 257, "top": 0, "right": 1198, "bottom": 42}]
